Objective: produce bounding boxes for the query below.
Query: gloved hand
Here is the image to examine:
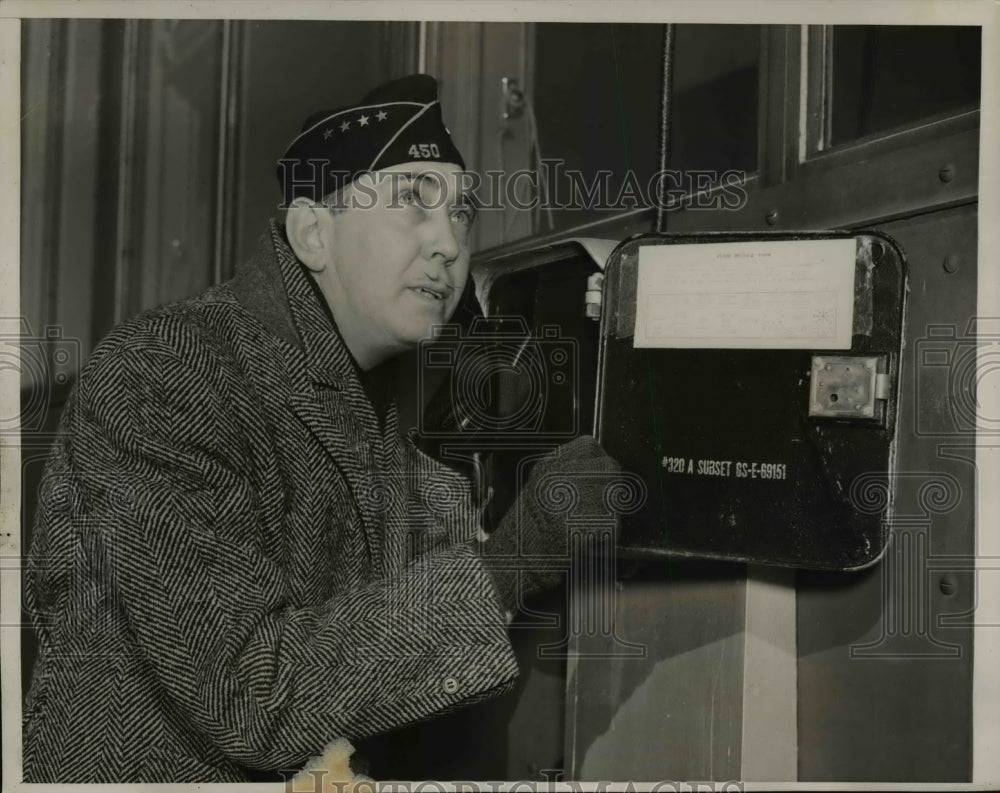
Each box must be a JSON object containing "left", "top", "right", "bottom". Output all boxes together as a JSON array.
[{"left": 476, "top": 435, "right": 621, "bottom": 615}]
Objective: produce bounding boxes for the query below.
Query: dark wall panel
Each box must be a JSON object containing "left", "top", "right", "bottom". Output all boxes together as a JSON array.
[
  {"left": 797, "top": 204, "right": 977, "bottom": 781},
  {"left": 234, "top": 21, "right": 383, "bottom": 267}
]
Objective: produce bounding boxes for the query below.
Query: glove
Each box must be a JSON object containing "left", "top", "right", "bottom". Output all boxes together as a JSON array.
[{"left": 476, "top": 435, "right": 621, "bottom": 615}]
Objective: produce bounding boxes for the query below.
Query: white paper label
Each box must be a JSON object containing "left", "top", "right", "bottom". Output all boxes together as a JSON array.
[{"left": 633, "top": 239, "right": 856, "bottom": 349}]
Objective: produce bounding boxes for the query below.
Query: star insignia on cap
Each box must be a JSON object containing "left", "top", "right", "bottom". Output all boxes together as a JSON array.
[
  {"left": 376, "top": 110, "right": 388, "bottom": 121},
  {"left": 358, "top": 114, "right": 370, "bottom": 127},
  {"left": 322, "top": 128, "right": 334, "bottom": 139},
  {"left": 339, "top": 120, "right": 350, "bottom": 132}
]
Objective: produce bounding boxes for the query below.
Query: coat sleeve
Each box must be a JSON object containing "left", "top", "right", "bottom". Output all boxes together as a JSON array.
[{"left": 53, "top": 328, "right": 519, "bottom": 771}]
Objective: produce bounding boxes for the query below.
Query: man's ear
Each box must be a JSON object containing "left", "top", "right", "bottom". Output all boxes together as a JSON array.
[{"left": 285, "top": 197, "right": 330, "bottom": 273}]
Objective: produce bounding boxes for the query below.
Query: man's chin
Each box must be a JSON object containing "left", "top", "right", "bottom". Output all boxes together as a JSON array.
[
  {"left": 403, "top": 314, "right": 459, "bottom": 343},
  {"left": 384, "top": 325, "right": 438, "bottom": 353}
]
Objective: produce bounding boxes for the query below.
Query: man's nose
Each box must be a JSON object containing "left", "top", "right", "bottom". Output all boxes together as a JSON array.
[{"left": 423, "top": 206, "right": 462, "bottom": 265}]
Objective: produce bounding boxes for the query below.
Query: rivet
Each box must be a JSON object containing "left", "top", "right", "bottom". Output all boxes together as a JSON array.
[
  {"left": 765, "top": 209, "right": 779, "bottom": 226},
  {"left": 940, "top": 574, "right": 958, "bottom": 596},
  {"left": 943, "top": 254, "right": 960, "bottom": 274},
  {"left": 939, "top": 165, "right": 955, "bottom": 183}
]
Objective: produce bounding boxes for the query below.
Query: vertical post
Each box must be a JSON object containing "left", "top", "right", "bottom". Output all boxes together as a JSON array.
[
  {"left": 113, "top": 20, "right": 140, "bottom": 326},
  {"left": 213, "top": 20, "right": 246, "bottom": 285},
  {"left": 740, "top": 565, "right": 798, "bottom": 780}
]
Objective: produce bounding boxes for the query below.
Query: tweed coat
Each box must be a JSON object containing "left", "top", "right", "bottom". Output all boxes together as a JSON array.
[{"left": 22, "top": 221, "right": 519, "bottom": 783}]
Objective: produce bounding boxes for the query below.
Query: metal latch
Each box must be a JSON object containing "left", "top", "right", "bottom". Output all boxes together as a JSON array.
[{"left": 809, "top": 355, "right": 890, "bottom": 419}]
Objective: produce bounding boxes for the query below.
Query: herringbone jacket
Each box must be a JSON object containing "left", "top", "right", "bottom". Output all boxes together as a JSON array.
[{"left": 22, "top": 221, "right": 519, "bottom": 783}]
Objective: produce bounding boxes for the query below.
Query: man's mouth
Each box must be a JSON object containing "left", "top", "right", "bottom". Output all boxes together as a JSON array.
[{"left": 409, "top": 285, "right": 451, "bottom": 301}]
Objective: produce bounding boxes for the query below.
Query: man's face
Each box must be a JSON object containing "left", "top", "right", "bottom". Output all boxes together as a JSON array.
[{"left": 315, "top": 161, "right": 475, "bottom": 368}]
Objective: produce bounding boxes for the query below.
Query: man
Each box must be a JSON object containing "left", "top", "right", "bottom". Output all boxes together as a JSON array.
[{"left": 22, "top": 74, "right": 618, "bottom": 783}]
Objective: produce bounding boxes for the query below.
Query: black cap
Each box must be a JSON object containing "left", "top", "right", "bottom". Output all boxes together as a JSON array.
[{"left": 276, "top": 74, "right": 465, "bottom": 207}]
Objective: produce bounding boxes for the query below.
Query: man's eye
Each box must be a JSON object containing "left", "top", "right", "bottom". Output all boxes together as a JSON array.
[
  {"left": 398, "top": 185, "right": 429, "bottom": 208},
  {"left": 451, "top": 206, "right": 474, "bottom": 226}
]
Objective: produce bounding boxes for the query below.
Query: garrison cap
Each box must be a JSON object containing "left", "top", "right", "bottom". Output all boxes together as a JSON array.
[{"left": 276, "top": 74, "right": 465, "bottom": 207}]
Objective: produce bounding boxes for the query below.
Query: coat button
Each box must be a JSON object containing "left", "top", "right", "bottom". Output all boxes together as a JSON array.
[{"left": 442, "top": 676, "right": 460, "bottom": 694}]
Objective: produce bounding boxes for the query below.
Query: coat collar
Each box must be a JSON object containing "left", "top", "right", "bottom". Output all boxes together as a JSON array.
[
  {"left": 230, "top": 221, "right": 398, "bottom": 568},
  {"left": 230, "top": 219, "right": 360, "bottom": 390}
]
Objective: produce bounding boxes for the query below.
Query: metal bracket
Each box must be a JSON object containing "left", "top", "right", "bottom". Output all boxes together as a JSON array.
[
  {"left": 500, "top": 76, "right": 525, "bottom": 120},
  {"left": 585, "top": 272, "right": 604, "bottom": 320},
  {"left": 809, "top": 355, "right": 889, "bottom": 419}
]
